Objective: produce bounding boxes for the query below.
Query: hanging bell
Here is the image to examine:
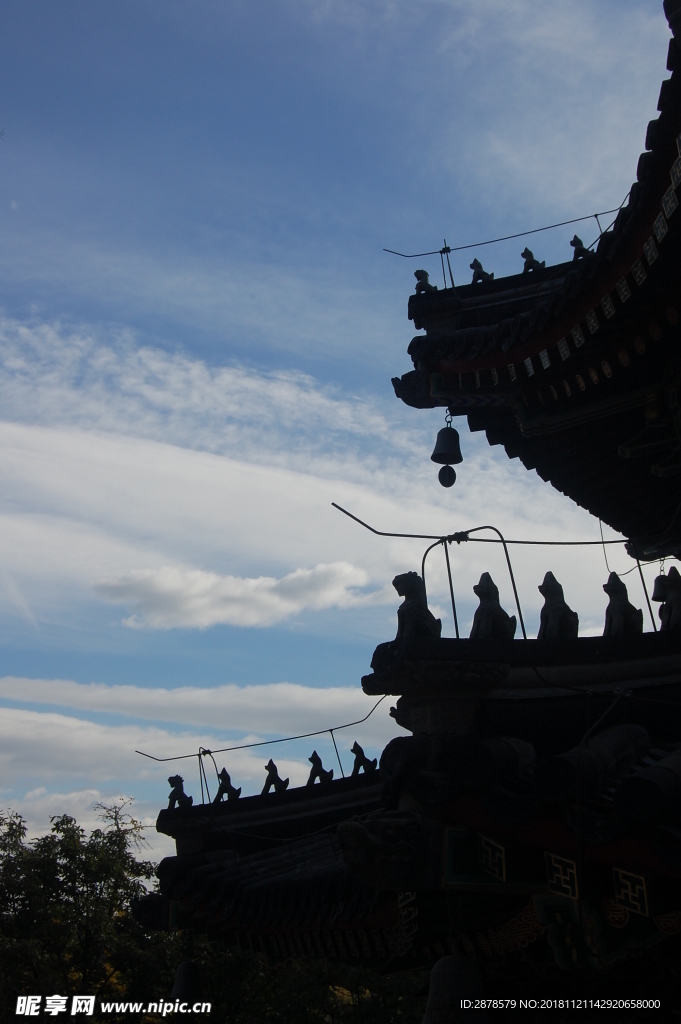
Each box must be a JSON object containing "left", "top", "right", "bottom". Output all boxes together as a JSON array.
[
  {"left": 652, "top": 573, "right": 668, "bottom": 602},
  {"left": 431, "top": 425, "right": 463, "bottom": 465}
]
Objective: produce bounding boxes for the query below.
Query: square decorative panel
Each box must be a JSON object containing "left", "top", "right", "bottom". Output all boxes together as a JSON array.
[
  {"left": 671, "top": 155, "right": 681, "bottom": 189},
  {"left": 571, "top": 326, "right": 585, "bottom": 348},
  {"left": 507, "top": 363, "right": 516, "bottom": 382},
  {"left": 477, "top": 834, "right": 506, "bottom": 881},
  {"left": 601, "top": 294, "right": 615, "bottom": 319},
  {"left": 491, "top": 367, "right": 498, "bottom": 385},
  {"left": 663, "top": 186, "right": 679, "bottom": 218},
  {"left": 613, "top": 868, "right": 648, "bottom": 917},
  {"left": 586, "top": 309, "right": 599, "bottom": 334},
  {"left": 539, "top": 349, "right": 550, "bottom": 369},
  {"left": 654, "top": 213, "right": 668, "bottom": 242},
  {"left": 557, "top": 338, "right": 570, "bottom": 361},
  {"left": 616, "top": 277, "right": 631, "bottom": 302},
  {"left": 524, "top": 357, "right": 534, "bottom": 377},
  {"left": 643, "top": 237, "right": 658, "bottom": 265},
  {"left": 631, "top": 260, "right": 647, "bottom": 286},
  {"left": 545, "top": 852, "right": 578, "bottom": 900}
]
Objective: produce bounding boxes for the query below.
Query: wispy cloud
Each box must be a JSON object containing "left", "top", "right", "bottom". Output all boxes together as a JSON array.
[
  {"left": 0, "top": 677, "right": 381, "bottom": 734},
  {"left": 0, "top": 706, "right": 318, "bottom": 787},
  {"left": 0, "top": 314, "right": 414, "bottom": 475}
]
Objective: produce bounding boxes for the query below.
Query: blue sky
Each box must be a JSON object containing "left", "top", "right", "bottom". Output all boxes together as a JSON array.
[{"left": 0, "top": 0, "right": 670, "bottom": 854}]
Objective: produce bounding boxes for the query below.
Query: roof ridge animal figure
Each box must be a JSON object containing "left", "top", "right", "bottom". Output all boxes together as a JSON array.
[
  {"left": 414, "top": 269, "right": 437, "bottom": 294},
  {"left": 521, "top": 247, "right": 545, "bottom": 273},
  {"left": 393, "top": 572, "right": 442, "bottom": 640},
  {"left": 470, "top": 572, "right": 516, "bottom": 640},
  {"left": 659, "top": 565, "right": 681, "bottom": 630},
  {"left": 351, "top": 740, "right": 378, "bottom": 776},
  {"left": 167, "top": 775, "right": 193, "bottom": 810},
  {"left": 213, "top": 767, "right": 241, "bottom": 803},
  {"left": 570, "top": 234, "right": 592, "bottom": 260},
  {"left": 262, "top": 758, "right": 289, "bottom": 795},
  {"left": 603, "top": 572, "right": 643, "bottom": 635},
  {"left": 307, "top": 750, "right": 333, "bottom": 786},
  {"left": 537, "top": 571, "right": 579, "bottom": 639},
  {"left": 470, "top": 258, "right": 494, "bottom": 284}
]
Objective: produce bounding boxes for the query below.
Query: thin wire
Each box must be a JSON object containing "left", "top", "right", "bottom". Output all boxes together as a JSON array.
[
  {"left": 197, "top": 749, "right": 213, "bottom": 804},
  {"left": 636, "top": 556, "right": 658, "bottom": 633},
  {"left": 329, "top": 730, "right": 345, "bottom": 778},
  {"left": 614, "top": 563, "right": 640, "bottom": 577},
  {"left": 599, "top": 524, "right": 657, "bottom": 631},
  {"left": 599, "top": 519, "right": 612, "bottom": 574},
  {"left": 444, "top": 239, "right": 455, "bottom": 287},
  {"left": 383, "top": 206, "right": 623, "bottom": 258},
  {"left": 421, "top": 539, "right": 443, "bottom": 596},
  {"left": 135, "top": 695, "right": 387, "bottom": 763},
  {"left": 332, "top": 503, "right": 625, "bottom": 545},
  {"left": 202, "top": 757, "right": 211, "bottom": 802},
  {"left": 205, "top": 749, "right": 221, "bottom": 782},
  {"left": 443, "top": 540, "right": 460, "bottom": 639},
  {"left": 583, "top": 190, "right": 632, "bottom": 251}
]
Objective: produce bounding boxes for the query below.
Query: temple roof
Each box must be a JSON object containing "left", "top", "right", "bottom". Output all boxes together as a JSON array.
[{"left": 392, "top": 28, "right": 681, "bottom": 557}]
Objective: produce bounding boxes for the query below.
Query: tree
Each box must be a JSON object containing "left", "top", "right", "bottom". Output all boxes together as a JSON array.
[{"left": 0, "top": 801, "right": 179, "bottom": 1015}]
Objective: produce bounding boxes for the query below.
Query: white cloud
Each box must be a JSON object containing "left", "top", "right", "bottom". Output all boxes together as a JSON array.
[
  {"left": 0, "top": 677, "right": 388, "bottom": 735},
  {"left": 96, "top": 561, "right": 389, "bottom": 628},
  {"left": 0, "top": 705, "right": 334, "bottom": 794}
]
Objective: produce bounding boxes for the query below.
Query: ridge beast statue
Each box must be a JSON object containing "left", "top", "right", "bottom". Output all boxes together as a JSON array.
[
  {"left": 167, "top": 775, "right": 192, "bottom": 810},
  {"left": 537, "top": 571, "right": 579, "bottom": 638},
  {"left": 261, "top": 759, "right": 289, "bottom": 795},
  {"left": 393, "top": 571, "right": 441, "bottom": 640},
  {"left": 213, "top": 768, "right": 241, "bottom": 803},
  {"left": 470, "top": 572, "right": 516, "bottom": 639},
  {"left": 306, "top": 750, "right": 333, "bottom": 786},
  {"left": 603, "top": 572, "right": 643, "bottom": 635}
]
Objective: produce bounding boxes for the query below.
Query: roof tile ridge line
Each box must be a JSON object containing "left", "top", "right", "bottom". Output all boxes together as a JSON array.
[
  {"left": 501, "top": 176, "right": 677, "bottom": 371},
  {"left": 538, "top": 228, "right": 671, "bottom": 369}
]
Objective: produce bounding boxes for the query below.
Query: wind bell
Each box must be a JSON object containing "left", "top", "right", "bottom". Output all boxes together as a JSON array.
[{"left": 431, "top": 412, "right": 463, "bottom": 488}]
